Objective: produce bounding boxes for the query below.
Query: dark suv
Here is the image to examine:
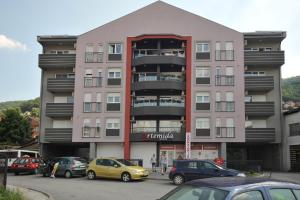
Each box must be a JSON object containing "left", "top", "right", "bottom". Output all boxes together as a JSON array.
[{"left": 169, "top": 160, "right": 245, "bottom": 185}]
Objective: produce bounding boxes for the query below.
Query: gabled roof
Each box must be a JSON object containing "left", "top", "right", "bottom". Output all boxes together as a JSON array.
[{"left": 80, "top": 1, "right": 240, "bottom": 37}]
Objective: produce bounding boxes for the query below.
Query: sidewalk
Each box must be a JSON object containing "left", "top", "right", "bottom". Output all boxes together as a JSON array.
[
  {"left": 147, "top": 171, "right": 170, "bottom": 181},
  {"left": 7, "top": 185, "right": 52, "bottom": 200}
]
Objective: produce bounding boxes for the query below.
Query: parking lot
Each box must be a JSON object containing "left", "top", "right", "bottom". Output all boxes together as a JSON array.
[{"left": 7, "top": 174, "right": 176, "bottom": 200}]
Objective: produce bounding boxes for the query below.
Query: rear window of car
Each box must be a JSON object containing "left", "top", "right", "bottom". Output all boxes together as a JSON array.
[
  {"left": 14, "top": 158, "right": 29, "bottom": 164},
  {"left": 269, "top": 189, "right": 296, "bottom": 200},
  {"left": 164, "top": 186, "right": 228, "bottom": 200},
  {"left": 74, "top": 158, "right": 87, "bottom": 164}
]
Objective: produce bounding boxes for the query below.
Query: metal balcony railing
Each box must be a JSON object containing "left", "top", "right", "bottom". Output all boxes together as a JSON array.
[
  {"left": 133, "top": 48, "right": 185, "bottom": 58},
  {"left": 85, "top": 52, "right": 103, "bottom": 63}
]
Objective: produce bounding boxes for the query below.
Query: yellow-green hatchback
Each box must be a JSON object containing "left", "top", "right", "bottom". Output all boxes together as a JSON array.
[{"left": 86, "top": 158, "right": 149, "bottom": 182}]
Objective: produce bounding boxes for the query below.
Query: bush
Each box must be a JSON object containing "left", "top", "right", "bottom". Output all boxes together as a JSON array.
[{"left": 0, "top": 187, "right": 25, "bottom": 200}]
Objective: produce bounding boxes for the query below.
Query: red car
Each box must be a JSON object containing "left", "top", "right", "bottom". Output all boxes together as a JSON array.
[{"left": 11, "top": 157, "right": 44, "bottom": 175}]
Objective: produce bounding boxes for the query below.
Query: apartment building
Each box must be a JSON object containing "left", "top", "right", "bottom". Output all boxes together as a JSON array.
[{"left": 38, "top": 1, "right": 285, "bottom": 169}]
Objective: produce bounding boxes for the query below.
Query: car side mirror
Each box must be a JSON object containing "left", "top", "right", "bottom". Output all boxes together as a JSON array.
[{"left": 114, "top": 164, "right": 119, "bottom": 168}]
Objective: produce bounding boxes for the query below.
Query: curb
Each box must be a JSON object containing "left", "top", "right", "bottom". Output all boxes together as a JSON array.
[{"left": 8, "top": 185, "right": 53, "bottom": 200}]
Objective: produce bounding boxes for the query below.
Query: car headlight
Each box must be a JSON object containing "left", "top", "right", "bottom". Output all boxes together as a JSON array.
[{"left": 237, "top": 173, "right": 246, "bottom": 177}]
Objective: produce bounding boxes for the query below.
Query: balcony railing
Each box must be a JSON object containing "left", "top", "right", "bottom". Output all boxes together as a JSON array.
[
  {"left": 245, "top": 128, "right": 276, "bottom": 142},
  {"left": 215, "top": 101, "right": 235, "bottom": 112},
  {"left": 244, "top": 76, "right": 274, "bottom": 91},
  {"left": 44, "top": 128, "right": 72, "bottom": 142},
  {"left": 215, "top": 127, "right": 235, "bottom": 138},
  {"left": 215, "top": 50, "right": 234, "bottom": 61},
  {"left": 133, "top": 49, "right": 185, "bottom": 58},
  {"left": 84, "top": 77, "right": 102, "bottom": 87},
  {"left": 85, "top": 52, "right": 103, "bottom": 63},
  {"left": 134, "top": 72, "right": 184, "bottom": 82},
  {"left": 133, "top": 98, "right": 185, "bottom": 108},
  {"left": 244, "top": 51, "right": 284, "bottom": 66},
  {"left": 47, "top": 77, "right": 75, "bottom": 92},
  {"left": 39, "top": 54, "right": 76, "bottom": 69},
  {"left": 46, "top": 103, "right": 74, "bottom": 117},
  {"left": 82, "top": 127, "right": 101, "bottom": 138},
  {"left": 245, "top": 102, "right": 275, "bottom": 116},
  {"left": 215, "top": 75, "right": 234, "bottom": 86}
]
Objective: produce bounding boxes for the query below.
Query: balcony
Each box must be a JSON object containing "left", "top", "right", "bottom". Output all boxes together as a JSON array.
[
  {"left": 44, "top": 128, "right": 72, "bottom": 142},
  {"left": 39, "top": 54, "right": 76, "bottom": 69},
  {"left": 132, "top": 49, "right": 186, "bottom": 66},
  {"left": 245, "top": 76, "right": 274, "bottom": 91},
  {"left": 245, "top": 128, "right": 276, "bottom": 142},
  {"left": 47, "top": 78, "right": 75, "bottom": 93},
  {"left": 132, "top": 98, "right": 185, "bottom": 116},
  {"left": 245, "top": 102, "right": 275, "bottom": 116},
  {"left": 132, "top": 72, "right": 185, "bottom": 91},
  {"left": 244, "top": 51, "right": 284, "bottom": 66},
  {"left": 130, "top": 127, "right": 185, "bottom": 142},
  {"left": 46, "top": 103, "right": 74, "bottom": 117}
]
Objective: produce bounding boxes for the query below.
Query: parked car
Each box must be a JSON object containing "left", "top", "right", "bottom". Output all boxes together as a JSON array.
[
  {"left": 11, "top": 157, "right": 44, "bottom": 175},
  {"left": 86, "top": 158, "right": 149, "bottom": 182},
  {"left": 42, "top": 157, "right": 87, "bottom": 178},
  {"left": 169, "top": 159, "right": 245, "bottom": 185},
  {"left": 159, "top": 177, "right": 300, "bottom": 200}
]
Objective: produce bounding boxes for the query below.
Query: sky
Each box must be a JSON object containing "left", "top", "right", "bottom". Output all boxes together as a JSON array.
[{"left": 0, "top": 0, "right": 300, "bottom": 102}]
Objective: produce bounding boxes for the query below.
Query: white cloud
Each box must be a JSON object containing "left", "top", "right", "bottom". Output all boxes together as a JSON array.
[{"left": 0, "top": 34, "right": 29, "bottom": 51}]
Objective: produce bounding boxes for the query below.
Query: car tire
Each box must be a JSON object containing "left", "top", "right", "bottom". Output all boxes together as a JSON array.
[
  {"left": 121, "top": 172, "right": 131, "bottom": 182},
  {"left": 87, "top": 170, "right": 96, "bottom": 180},
  {"left": 65, "top": 170, "right": 72, "bottom": 178},
  {"left": 173, "top": 174, "right": 184, "bottom": 185}
]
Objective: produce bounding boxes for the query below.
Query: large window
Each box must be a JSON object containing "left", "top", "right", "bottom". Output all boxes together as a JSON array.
[
  {"left": 83, "top": 93, "right": 92, "bottom": 112},
  {"left": 196, "top": 118, "right": 210, "bottom": 136},
  {"left": 108, "top": 43, "right": 122, "bottom": 61},
  {"left": 195, "top": 42, "right": 210, "bottom": 60},
  {"left": 107, "top": 69, "right": 121, "bottom": 85},
  {"left": 106, "top": 118, "right": 120, "bottom": 136},
  {"left": 226, "top": 92, "right": 234, "bottom": 111},
  {"left": 107, "top": 93, "right": 120, "bottom": 111},
  {"left": 83, "top": 119, "right": 91, "bottom": 137},
  {"left": 85, "top": 44, "right": 103, "bottom": 63},
  {"left": 196, "top": 92, "right": 210, "bottom": 110},
  {"left": 269, "top": 189, "right": 296, "bottom": 200},
  {"left": 132, "top": 121, "right": 156, "bottom": 133}
]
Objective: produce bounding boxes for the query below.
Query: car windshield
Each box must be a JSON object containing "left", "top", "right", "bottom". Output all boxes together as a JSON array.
[
  {"left": 116, "top": 159, "right": 135, "bottom": 166},
  {"left": 163, "top": 186, "right": 228, "bottom": 200}
]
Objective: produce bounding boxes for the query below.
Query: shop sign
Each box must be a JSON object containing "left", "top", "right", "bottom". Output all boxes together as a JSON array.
[
  {"left": 144, "top": 132, "right": 174, "bottom": 140},
  {"left": 130, "top": 131, "right": 185, "bottom": 142},
  {"left": 185, "top": 132, "right": 191, "bottom": 159}
]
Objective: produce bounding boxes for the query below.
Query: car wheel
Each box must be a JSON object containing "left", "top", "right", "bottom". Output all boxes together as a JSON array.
[
  {"left": 121, "top": 172, "right": 131, "bottom": 182},
  {"left": 65, "top": 170, "right": 72, "bottom": 178},
  {"left": 173, "top": 174, "right": 184, "bottom": 185},
  {"left": 87, "top": 170, "right": 96, "bottom": 180}
]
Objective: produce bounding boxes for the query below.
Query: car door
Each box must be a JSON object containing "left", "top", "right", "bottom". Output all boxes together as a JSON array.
[
  {"left": 106, "top": 160, "right": 123, "bottom": 179},
  {"left": 55, "top": 158, "right": 65, "bottom": 176},
  {"left": 95, "top": 159, "right": 109, "bottom": 178},
  {"left": 182, "top": 161, "right": 199, "bottom": 181}
]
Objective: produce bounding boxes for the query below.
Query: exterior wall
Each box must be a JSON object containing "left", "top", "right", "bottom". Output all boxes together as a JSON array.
[
  {"left": 96, "top": 143, "right": 123, "bottom": 158},
  {"left": 40, "top": 68, "right": 73, "bottom": 143},
  {"left": 72, "top": 1, "right": 245, "bottom": 146},
  {"left": 282, "top": 111, "right": 300, "bottom": 171},
  {"left": 130, "top": 142, "right": 156, "bottom": 168}
]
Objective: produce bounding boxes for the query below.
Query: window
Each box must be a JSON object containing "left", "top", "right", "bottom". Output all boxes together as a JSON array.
[
  {"left": 225, "top": 42, "right": 234, "bottom": 60},
  {"left": 85, "top": 44, "right": 103, "bottom": 63},
  {"left": 107, "top": 93, "right": 120, "bottom": 103},
  {"left": 226, "top": 92, "right": 234, "bottom": 111},
  {"left": 226, "top": 118, "right": 234, "bottom": 137},
  {"left": 196, "top": 67, "right": 210, "bottom": 84},
  {"left": 215, "top": 66, "right": 222, "bottom": 85},
  {"left": 84, "top": 93, "right": 92, "bottom": 112},
  {"left": 106, "top": 118, "right": 120, "bottom": 129},
  {"left": 225, "top": 67, "right": 234, "bottom": 85},
  {"left": 244, "top": 71, "right": 265, "bottom": 76},
  {"left": 290, "top": 123, "right": 300, "bottom": 136},
  {"left": 233, "top": 191, "right": 264, "bottom": 200},
  {"left": 196, "top": 118, "right": 210, "bottom": 129},
  {"left": 83, "top": 119, "right": 91, "bottom": 137},
  {"left": 269, "top": 189, "right": 296, "bottom": 200},
  {"left": 85, "top": 45, "right": 94, "bottom": 62},
  {"left": 84, "top": 69, "right": 93, "bottom": 87},
  {"left": 109, "top": 43, "right": 122, "bottom": 54},
  {"left": 108, "top": 69, "right": 121, "bottom": 79},
  {"left": 293, "top": 190, "right": 300, "bottom": 199},
  {"left": 96, "top": 93, "right": 101, "bottom": 112},
  {"left": 195, "top": 42, "right": 210, "bottom": 60},
  {"left": 215, "top": 92, "right": 222, "bottom": 112},
  {"left": 196, "top": 43, "right": 210, "bottom": 53},
  {"left": 95, "top": 118, "right": 101, "bottom": 137},
  {"left": 196, "top": 92, "right": 210, "bottom": 103},
  {"left": 132, "top": 120, "right": 156, "bottom": 133}
]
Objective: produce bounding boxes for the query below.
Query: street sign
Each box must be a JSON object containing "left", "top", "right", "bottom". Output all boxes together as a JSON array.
[
  {"left": 185, "top": 132, "right": 191, "bottom": 159},
  {"left": 0, "top": 153, "right": 8, "bottom": 189}
]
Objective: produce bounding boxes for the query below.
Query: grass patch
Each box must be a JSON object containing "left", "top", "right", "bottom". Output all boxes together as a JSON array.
[
  {"left": 245, "top": 171, "right": 265, "bottom": 177},
  {"left": 0, "top": 187, "right": 26, "bottom": 200}
]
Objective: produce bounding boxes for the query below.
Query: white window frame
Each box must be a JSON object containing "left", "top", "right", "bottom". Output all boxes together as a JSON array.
[
  {"left": 108, "top": 69, "right": 121, "bottom": 79},
  {"left": 106, "top": 118, "right": 120, "bottom": 129},
  {"left": 196, "top": 42, "right": 210, "bottom": 53},
  {"left": 196, "top": 118, "right": 210, "bottom": 129},
  {"left": 196, "top": 67, "right": 210, "bottom": 78},
  {"left": 196, "top": 92, "right": 210, "bottom": 103},
  {"left": 108, "top": 43, "right": 122, "bottom": 54},
  {"left": 107, "top": 93, "right": 120, "bottom": 104}
]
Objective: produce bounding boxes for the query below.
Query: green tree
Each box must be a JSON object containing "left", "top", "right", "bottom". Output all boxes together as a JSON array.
[
  {"left": 0, "top": 108, "right": 32, "bottom": 145},
  {"left": 19, "top": 97, "right": 40, "bottom": 113}
]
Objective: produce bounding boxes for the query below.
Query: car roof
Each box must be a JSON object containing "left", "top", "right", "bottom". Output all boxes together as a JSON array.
[
  {"left": 175, "top": 159, "right": 213, "bottom": 162},
  {"left": 186, "top": 177, "right": 300, "bottom": 190}
]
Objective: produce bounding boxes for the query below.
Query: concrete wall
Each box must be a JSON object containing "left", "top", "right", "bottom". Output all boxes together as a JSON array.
[{"left": 282, "top": 111, "right": 300, "bottom": 171}]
